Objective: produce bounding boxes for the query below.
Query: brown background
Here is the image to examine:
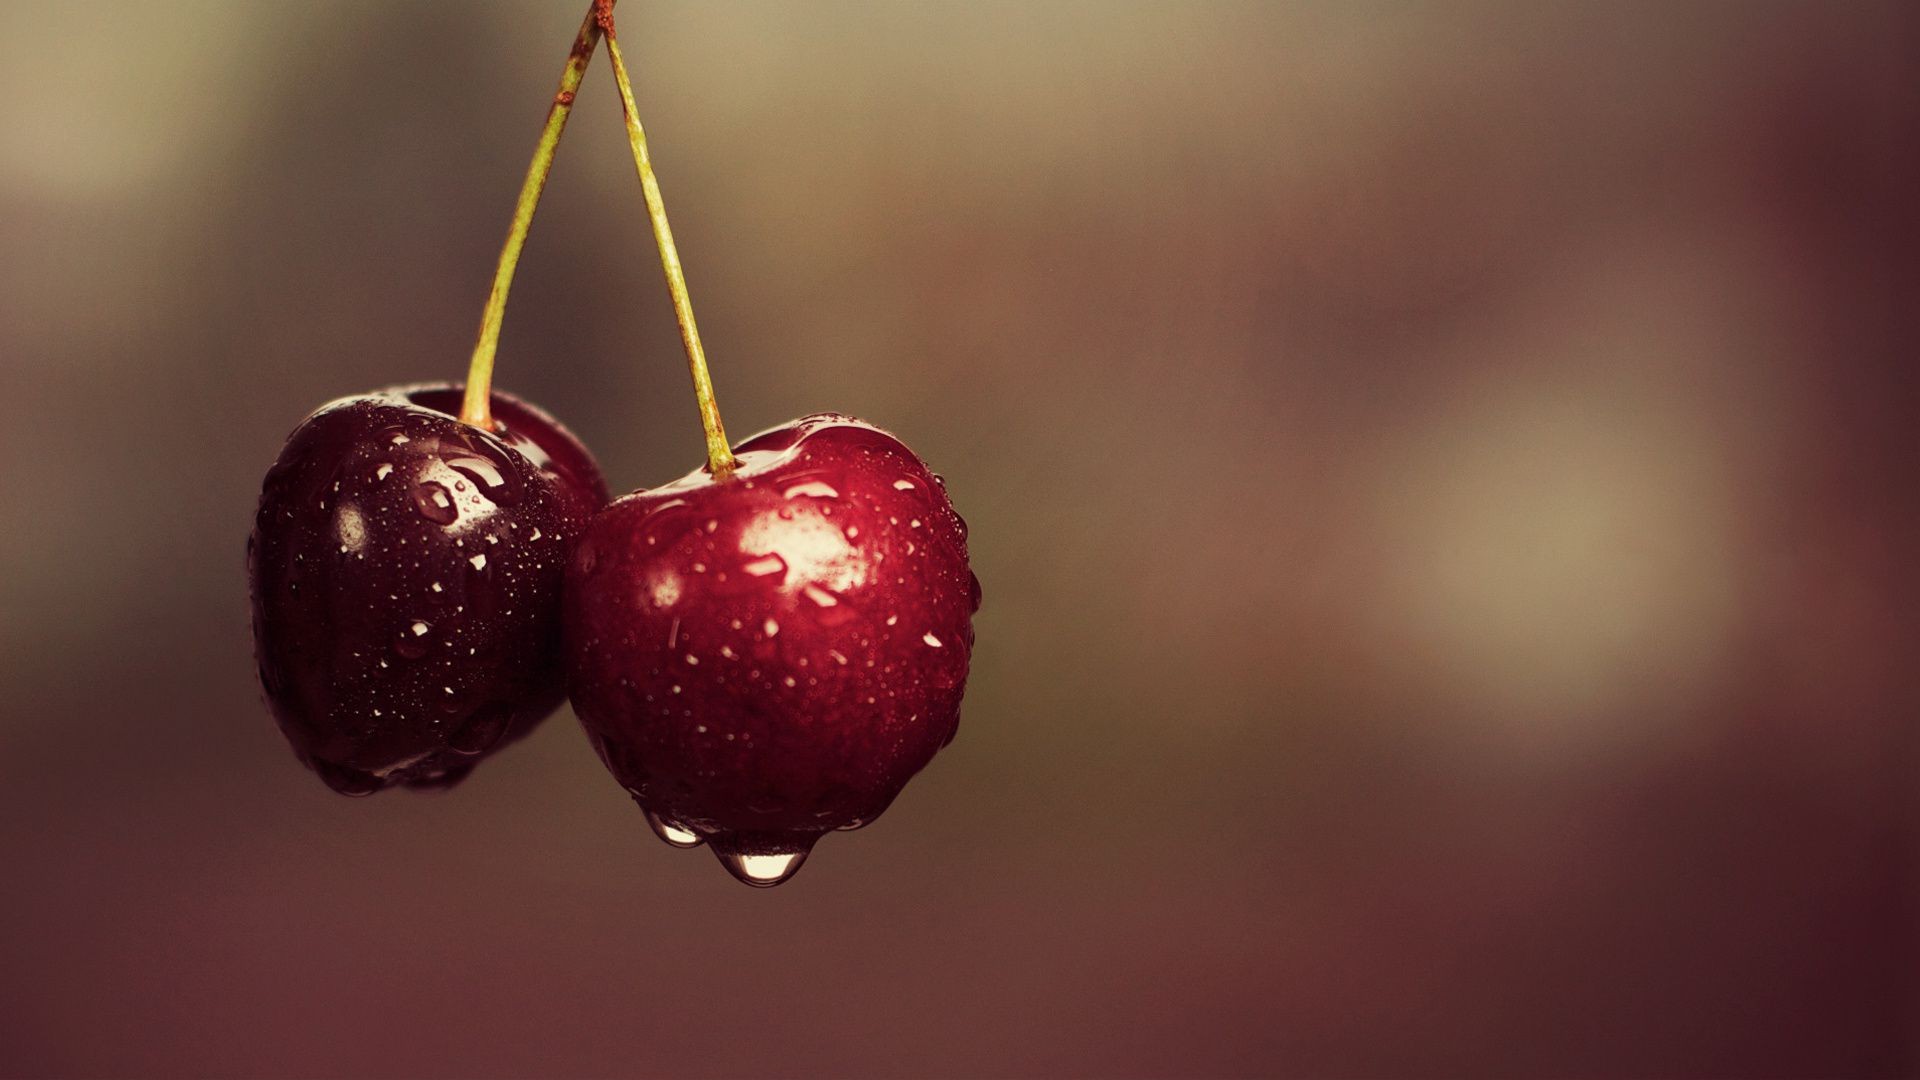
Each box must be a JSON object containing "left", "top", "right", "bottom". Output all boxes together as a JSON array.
[{"left": 1, "top": 1, "right": 1914, "bottom": 1076}]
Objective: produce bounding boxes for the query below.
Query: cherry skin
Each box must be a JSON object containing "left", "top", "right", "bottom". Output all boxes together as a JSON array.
[
  {"left": 248, "top": 384, "right": 609, "bottom": 794},
  {"left": 564, "top": 414, "right": 980, "bottom": 885}
]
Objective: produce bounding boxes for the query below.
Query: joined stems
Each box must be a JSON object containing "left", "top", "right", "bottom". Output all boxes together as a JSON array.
[
  {"left": 597, "top": 1, "right": 737, "bottom": 477},
  {"left": 459, "top": 0, "right": 611, "bottom": 430}
]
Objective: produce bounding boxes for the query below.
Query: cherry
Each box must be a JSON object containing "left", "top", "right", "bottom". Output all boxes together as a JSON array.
[
  {"left": 562, "top": 11, "right": 980, "bottom": 886},
  {"left": 249, "top": 384, "right": 608, "bottom": 793},
  {"left": 565, "top": 416, "right": 979, "bottom": 883},
  {"left": 248, "top": 4, "right": 616, "bottom": 794}
]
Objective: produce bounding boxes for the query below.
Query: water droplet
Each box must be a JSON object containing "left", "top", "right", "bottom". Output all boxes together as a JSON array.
[
  {"left": 335, "top": 504, "right": 368, "bottom": 554},
  {"left": 315, "top": 759, "right": 380, "bottom": 796},
  {"left": 715, "top": 848, "right": 809, "bottom": 888},
  {"left": 892, "top": 479, "right": 916, "bottom": 491},
  {"left": 923, "top": 632, "right": 944, "bottom": 648},
  {"left": 375, "top": 463, "right": 394, "bottom": 480},
  {"left": 391, "top": 433, "right": 410, "bottom": 446},
  {"left": 763, "top": 617, "right": 780, "bottom": 637},
  {"left": 837, "top": 818, "right": 867, "bottom": 831},
  {"left": 741, "top": 553, "right": 787, "bottom": 579},
  {"left": 446, "top": 451, "right": 523, "bottom": 507},
  {"left": 684, "top": 653, "right": 700, "bottom": 666},
  {"left": 529, "top": 527, "right": 542, "bottom": 540},
  {"left": 448, "top": 704, "right": 513, "bottom": 755},
  {"left": 802, "top": 584, "right": 838, "bottom": 608},
  {"left": 410, "top": 481, "right": 459, "bottom": 525},
  {"left": 395, "top": 621, "right": 432, "bottom": 659},
  {"left": 644, "top": 809, "right": 704, "bottom": 848},
  {"left": 783, "top": 480, "right": 839, "bottom": 500},
  {"left": 431, "top": 581, "right": 443, "bottom": 593},
  {"left": 468, "top": 554, "right": 487, "bottom": 571}
]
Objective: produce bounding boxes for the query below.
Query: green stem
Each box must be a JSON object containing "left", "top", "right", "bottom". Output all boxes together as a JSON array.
[
  {"left": 597, "top": 0, "right": 737, "bottom": 477},
  {"left": 459, "top": 0, "right": 612, "bottom": 430}
]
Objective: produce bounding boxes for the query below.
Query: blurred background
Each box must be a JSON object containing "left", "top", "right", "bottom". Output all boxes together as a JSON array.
[{"left": 1, "top": 1, "right": 1913, "bottom": 1075}]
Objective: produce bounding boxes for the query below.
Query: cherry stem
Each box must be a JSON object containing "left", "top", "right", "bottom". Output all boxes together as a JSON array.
[
  {"left": 597, "top": 1, "right": 737, "bottom": 477},
  {"left": 459, "top": 0, "right": 612, "bottom": 430}
]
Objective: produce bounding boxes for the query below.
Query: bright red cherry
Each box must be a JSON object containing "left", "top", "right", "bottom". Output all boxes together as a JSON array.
[
  {"left": 567, "top": 7, "right": 980, "bottom": 885},
  {"left": 564, "top": 415, "right": 979, "bottom": 885},
  {"left": 249, "top": 384, "right": 608, "bottom": 794}
]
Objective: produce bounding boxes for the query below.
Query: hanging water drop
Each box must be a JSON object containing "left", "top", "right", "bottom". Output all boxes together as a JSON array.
[
  {"left": 715, "top": 848, "right": 808, "bottom": 888},
  {"left": 643, "top": 808, "right": 704, "bottom": 848},
  {"left": 314, "top": 759, "right": 380, "bottom": 796}
]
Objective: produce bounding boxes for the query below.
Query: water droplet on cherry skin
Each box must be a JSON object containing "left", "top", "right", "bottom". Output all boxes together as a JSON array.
[
  {"left": 643, "top": 808, "right": 705, "bottom": 848},
  {"left": 394, "top": 620, "right": 432, "bottom": 660},
  {"left": 445, "top": 442, "right": 525, "bottom": 507},
  {"left": 800, "top": 583, "right": 858, "bottom": 627},
  {"left": 410, "top": 480, "right": 459, "bottom": 525},
  {"left": 447, "top": 704, "right": 513, "bottom": 756},
  {"left": 782, "top": 479, "right": 840, "bottom": 501},
  {"left": 741, "top": 553, "right": 787, "bottom": 579}
]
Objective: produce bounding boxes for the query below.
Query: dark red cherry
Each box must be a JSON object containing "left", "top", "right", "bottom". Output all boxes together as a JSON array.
[
  {"left": 248, "top": 383, "right": 609, "bottom": 794},
  {"left": 564, "top": 414, "right": 979, "bottom": 886}
]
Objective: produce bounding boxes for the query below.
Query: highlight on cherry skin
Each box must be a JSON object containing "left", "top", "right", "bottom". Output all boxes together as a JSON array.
[
  {"left": 248, "top": 384, "right": 609, "bottom": 795},
  {"left": 564, "top": 414, "right": 980, "bottom": 887}
]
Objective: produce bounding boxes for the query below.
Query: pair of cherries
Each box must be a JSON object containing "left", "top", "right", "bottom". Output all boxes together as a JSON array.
[
  {"left": 245, "top": 2, "right": 977, "bottom": 887},
  {"left": 249, "top": 388, "right": 977, "bottom": 887}
]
